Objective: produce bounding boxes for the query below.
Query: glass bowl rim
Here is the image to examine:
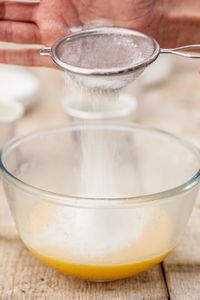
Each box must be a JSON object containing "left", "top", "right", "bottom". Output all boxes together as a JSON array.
[{"left": 1, "top": 123, "right": 200, "bottom": 207}]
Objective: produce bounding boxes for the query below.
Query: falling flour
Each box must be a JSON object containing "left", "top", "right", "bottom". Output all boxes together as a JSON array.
[
  {"left": 17, "top": 33, "right": 171, "bottom": 264},
  {"left": 22, "top": 202, "right": 171, "bottom": 264},
  {"left": 16, "top": 75, "right": 172, "bottom": 265}
]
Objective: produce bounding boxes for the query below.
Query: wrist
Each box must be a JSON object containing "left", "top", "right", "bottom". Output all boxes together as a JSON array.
[{"left": 157, "top": 0, "right": 200, "bottom": 47}]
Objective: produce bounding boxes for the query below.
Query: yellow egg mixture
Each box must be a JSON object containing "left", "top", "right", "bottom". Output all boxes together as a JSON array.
[
  {"left": 21, "top": 203, "right": 173, "bottom": 281},
  {"left": 27, "top": 246, "right": 170, "bottom": 281}
]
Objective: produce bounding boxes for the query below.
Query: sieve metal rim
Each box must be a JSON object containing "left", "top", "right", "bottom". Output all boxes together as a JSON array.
[{"left": 49, "top": 27, "right": 160, "bottom": 76}]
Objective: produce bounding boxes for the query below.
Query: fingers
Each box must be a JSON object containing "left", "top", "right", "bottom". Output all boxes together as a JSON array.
[
  {"left": 0, "top": 21, "right": 41, "bottom": 43},
  {"left": 0, "top": 2, "right": 38, "bottom": 22},
  {"left": 0, "top": 48, "right": 56, "bottom": 67}
]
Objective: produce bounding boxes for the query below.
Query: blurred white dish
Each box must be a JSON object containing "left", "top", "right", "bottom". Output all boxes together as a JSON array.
[
  {"left": 0, "top": 99, "right": 24, "bottom": 148},
  {"left": 0, "top": 65, "right": 39, "bottom": 109},
  {"left": 63, "top": 93, "right": 138, "bottom": 121},
  {"left": 139, "top": 55, "right": 174, "bottom": 87}
]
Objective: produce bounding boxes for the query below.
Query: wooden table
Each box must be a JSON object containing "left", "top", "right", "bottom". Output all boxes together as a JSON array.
[{"left": 0, "top": 58, "right": 200, "bottom": 299}]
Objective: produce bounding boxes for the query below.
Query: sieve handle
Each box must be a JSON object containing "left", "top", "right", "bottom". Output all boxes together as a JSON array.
[
  {"left": 161, "top": 45, "right": 200, "bottom": 58},
  {"left": 40, "top": 47, "right": 51, "bottom": 56}
]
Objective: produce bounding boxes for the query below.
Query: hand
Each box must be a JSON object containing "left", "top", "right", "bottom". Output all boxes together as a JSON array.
[{"left": 0, "top": 0, "right": 199, "bottom": 68}]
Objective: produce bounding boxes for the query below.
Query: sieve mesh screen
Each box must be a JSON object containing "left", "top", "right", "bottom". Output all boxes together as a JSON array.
[
  {"left": 52, "top": 27, "right": 159, "bottom": 89},
  {"left": 56, "top": 32, "right": 155, "bottom": 70}
]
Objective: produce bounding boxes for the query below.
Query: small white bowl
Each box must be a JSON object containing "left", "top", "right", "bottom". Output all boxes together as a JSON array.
[
  {"left": 0, "top": 65, "right": 39, "bottom": 109},
  {"left": 0, "top": 100, "right": 24, "bottom": 148},
  {"left": 63, "top": 93, "right": 138, "bottom": 122}
]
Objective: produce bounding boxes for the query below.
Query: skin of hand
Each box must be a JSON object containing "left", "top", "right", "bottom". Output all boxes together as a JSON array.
[{"left": 0, "top": 0, "right": 200, "bottom": 68}]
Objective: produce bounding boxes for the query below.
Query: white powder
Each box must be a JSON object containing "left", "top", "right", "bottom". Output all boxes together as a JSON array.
[
  {"left": 61, "top": 34, "right": 144, "bottom": 69},
  {"left": 59, "top": 28, "right": 153, "bottom": 90},
  {"left": 40, "top": 49, "right": 153, "bottom": 260},
  {"left": 20, "top": 33, "right": 160, "bottom": 262},
  {"left": 24, "top": 80, "right": 156, "bottom": 262},
  {"left": 25, "top": 204, "right": 157, "bottom": 262},
  {"left": 13, "top": 74, "right": 158, "bottom": 262}
]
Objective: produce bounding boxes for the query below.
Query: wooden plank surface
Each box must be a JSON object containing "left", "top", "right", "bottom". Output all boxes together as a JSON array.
[
  {"left": 0, "top": 57, "right": 200, "bottom": 299},
  {"left": 163, "top": 204, "right": 200, "bottom": 300},
  {"left": 0, "top": 236, "right": 168, "bottom": 300}
]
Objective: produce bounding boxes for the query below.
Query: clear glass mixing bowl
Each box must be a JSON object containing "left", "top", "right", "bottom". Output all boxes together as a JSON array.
[{"left": 1, "top": 123, "right": 200, "bottom": 281}]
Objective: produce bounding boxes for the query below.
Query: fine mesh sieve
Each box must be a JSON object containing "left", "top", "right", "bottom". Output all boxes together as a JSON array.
[{"left": 40, "top": 27, "right": 200, "bottom": 90}]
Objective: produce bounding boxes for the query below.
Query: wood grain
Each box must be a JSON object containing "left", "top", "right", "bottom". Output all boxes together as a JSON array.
[{"left": 163, "top": 200, "right": 200, "bottom": 300}]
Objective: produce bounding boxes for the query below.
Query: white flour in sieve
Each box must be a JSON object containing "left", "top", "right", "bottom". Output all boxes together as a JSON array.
[
  {"left": 60, "top": 30, "right": 148, "bottom": 90},
  {"left": 61, "top": 34, "right": 144, "bottom": 69}
]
